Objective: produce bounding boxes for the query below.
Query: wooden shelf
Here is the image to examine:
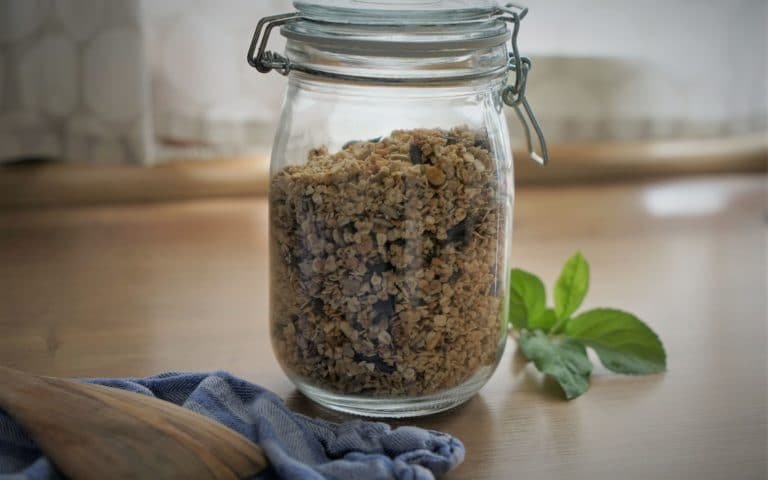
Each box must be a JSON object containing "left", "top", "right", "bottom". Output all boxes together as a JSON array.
[{"left": 514, "top": 132, "right": 767, "bottom": 183}]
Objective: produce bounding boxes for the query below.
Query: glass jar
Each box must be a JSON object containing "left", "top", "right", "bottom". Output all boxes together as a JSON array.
[{"left": 249, "top": 0, "right": 547, "bottom": 417}]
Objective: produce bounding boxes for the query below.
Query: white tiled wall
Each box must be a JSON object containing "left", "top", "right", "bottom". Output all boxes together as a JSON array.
[{"left": 0, "top": 0, "right": 151, "bottom": 164}]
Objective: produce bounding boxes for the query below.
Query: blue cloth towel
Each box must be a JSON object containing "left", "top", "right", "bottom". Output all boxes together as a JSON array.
[{"left": 0, "top": 371, "right": 464, "bottom": 479}]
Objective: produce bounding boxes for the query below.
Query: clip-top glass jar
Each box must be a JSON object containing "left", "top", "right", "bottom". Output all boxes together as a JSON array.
[{"left": 249, "top": 0, "right": 547, "bottom": 417}]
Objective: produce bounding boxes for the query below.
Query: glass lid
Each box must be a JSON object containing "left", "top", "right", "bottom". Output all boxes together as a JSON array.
[
  {"left": 293, "top": 0, "right": 501, "bottom": 25},
  {"left": 283, "top": 0, "right": 512, "bottom": 54}
]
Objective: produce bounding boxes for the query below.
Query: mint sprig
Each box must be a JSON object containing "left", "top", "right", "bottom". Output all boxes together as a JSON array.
[{"left": 509, "top": 252, "right": 666, "bottom": 399}]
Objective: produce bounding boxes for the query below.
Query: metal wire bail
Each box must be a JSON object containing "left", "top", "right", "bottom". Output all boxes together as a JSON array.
[
  {"left": 247, "top": 12, "right": 299, "bottom": 75},
  {"left": 500, "top": 3, "right": 548, "bottom": 165}
]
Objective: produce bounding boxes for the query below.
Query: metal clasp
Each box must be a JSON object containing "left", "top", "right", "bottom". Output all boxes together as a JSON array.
[
  {"left": 500, "top": 3, "right": 548, "bottom": 165},
  {"left": 247, "top": 12, "right": 299, "bottom": 75}
]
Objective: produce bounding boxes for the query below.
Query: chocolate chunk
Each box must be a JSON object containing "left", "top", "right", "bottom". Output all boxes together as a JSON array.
[
  {"left": 367, "top": 261, "right": 394, "bottom": 274},
  {"left": 442, "top": 216, "right": 476, "bottom": 250},
  {"left": 446, "top": 135, "right": 458, "bottom": 145},
  {"left": 372, "top": 295, "right": 396, "bottom": 320},
  {"left": 423, "top": 244, "right": 441, "bottom": 263},
  {"left": 303, "top": 342, "right": 319, "bottom": 359},
  {"left": 474, "top": 133, "right": 490, "bottom": 150},
  {"left": 312, "top": 298, "right": 325, "bottom": 314},
  {"left": 343, "top": 136, "right": 381, "bottom": 149},
  {"left": 448, "top": 268, "right": 463, "bottom": 283},
  {"left": 354, "top": 353, "right": 397, "bottom": 374},
  {"left": 409, "top": 143, "right": 424, "bottom": 164}
]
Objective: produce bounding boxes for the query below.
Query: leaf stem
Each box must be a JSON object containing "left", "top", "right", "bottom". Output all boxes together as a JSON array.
[{"left": 550, "top": 317, "right": 568, "bottom": 335}]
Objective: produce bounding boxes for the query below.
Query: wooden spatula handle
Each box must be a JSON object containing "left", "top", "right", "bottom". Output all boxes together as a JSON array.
[{"left": 0, "top": 366, "right": 269, "bottom": 479}]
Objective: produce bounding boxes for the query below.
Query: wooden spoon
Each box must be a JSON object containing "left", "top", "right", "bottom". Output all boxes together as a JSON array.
[{"left": 0, "top": 366, "right": 269, "bottom": 479}]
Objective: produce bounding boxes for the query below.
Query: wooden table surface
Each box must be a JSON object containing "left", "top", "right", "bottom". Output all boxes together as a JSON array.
[{"left": 1, "top": 174, "right": 765, "bottom": 479}]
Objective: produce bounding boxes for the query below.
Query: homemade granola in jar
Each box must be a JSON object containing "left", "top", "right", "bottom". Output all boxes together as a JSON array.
[{"left": 249, "top": 0, "right": 547, "bottom": 417}]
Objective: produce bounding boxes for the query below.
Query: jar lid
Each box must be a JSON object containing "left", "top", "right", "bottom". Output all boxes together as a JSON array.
[
  {"left": 293, "top": 0, "right": 501, "bottom": 25},
  {"left": 282, "top": 0, "right": 511, "bottom": 55}
]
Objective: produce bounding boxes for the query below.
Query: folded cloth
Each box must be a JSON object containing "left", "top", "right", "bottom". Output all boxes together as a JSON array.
[{"left": 0, "top": 371, "right": 464, "bottom": 480}]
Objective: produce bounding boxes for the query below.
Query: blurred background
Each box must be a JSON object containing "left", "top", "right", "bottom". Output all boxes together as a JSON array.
[{"left": 0, "top": 0, "right": 765, "bottom": 207}]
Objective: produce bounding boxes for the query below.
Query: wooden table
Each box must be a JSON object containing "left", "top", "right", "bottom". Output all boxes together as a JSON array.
[{"left": 1, "top": 174, "right": 765, "bottom": 479}]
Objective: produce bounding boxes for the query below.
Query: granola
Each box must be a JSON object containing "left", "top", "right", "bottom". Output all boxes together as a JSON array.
[{"left": 270, "top": 126, "right": 507, "bottom": 396}]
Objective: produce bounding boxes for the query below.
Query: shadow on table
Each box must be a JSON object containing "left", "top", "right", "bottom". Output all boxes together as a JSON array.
[
  {"left": 284, "top": 390, "right": 355, "bottom": 423},
  {"left": 285, "top": 387, "right": 495, "bottom": 434},
  {"left": 511, "top": 347, "right": 568, "bottom": 401}
]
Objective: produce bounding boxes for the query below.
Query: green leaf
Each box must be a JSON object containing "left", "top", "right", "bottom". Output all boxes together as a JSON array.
[
  {"left": 507, "top": 288, "right": 528, "bottom": 329},
  {"left": 529, "top": 308, "right": 557, "bottom": 331},
  {"left": 566, "top": 308, "right": 667, "bottom": 374},
  {"left": 518, "top": 330, "right": 592, "bottom": 399},
  {"left": 508, "top": 269, "right": 546, "bottom": 330},
  {"left": 554, "top": 252, "right": 590, "bottom": 320}
]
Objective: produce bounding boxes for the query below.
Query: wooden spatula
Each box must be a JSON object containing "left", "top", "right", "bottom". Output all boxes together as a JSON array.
[{"left": 0, "top": 366, "right": 269, "bottom": 479}]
